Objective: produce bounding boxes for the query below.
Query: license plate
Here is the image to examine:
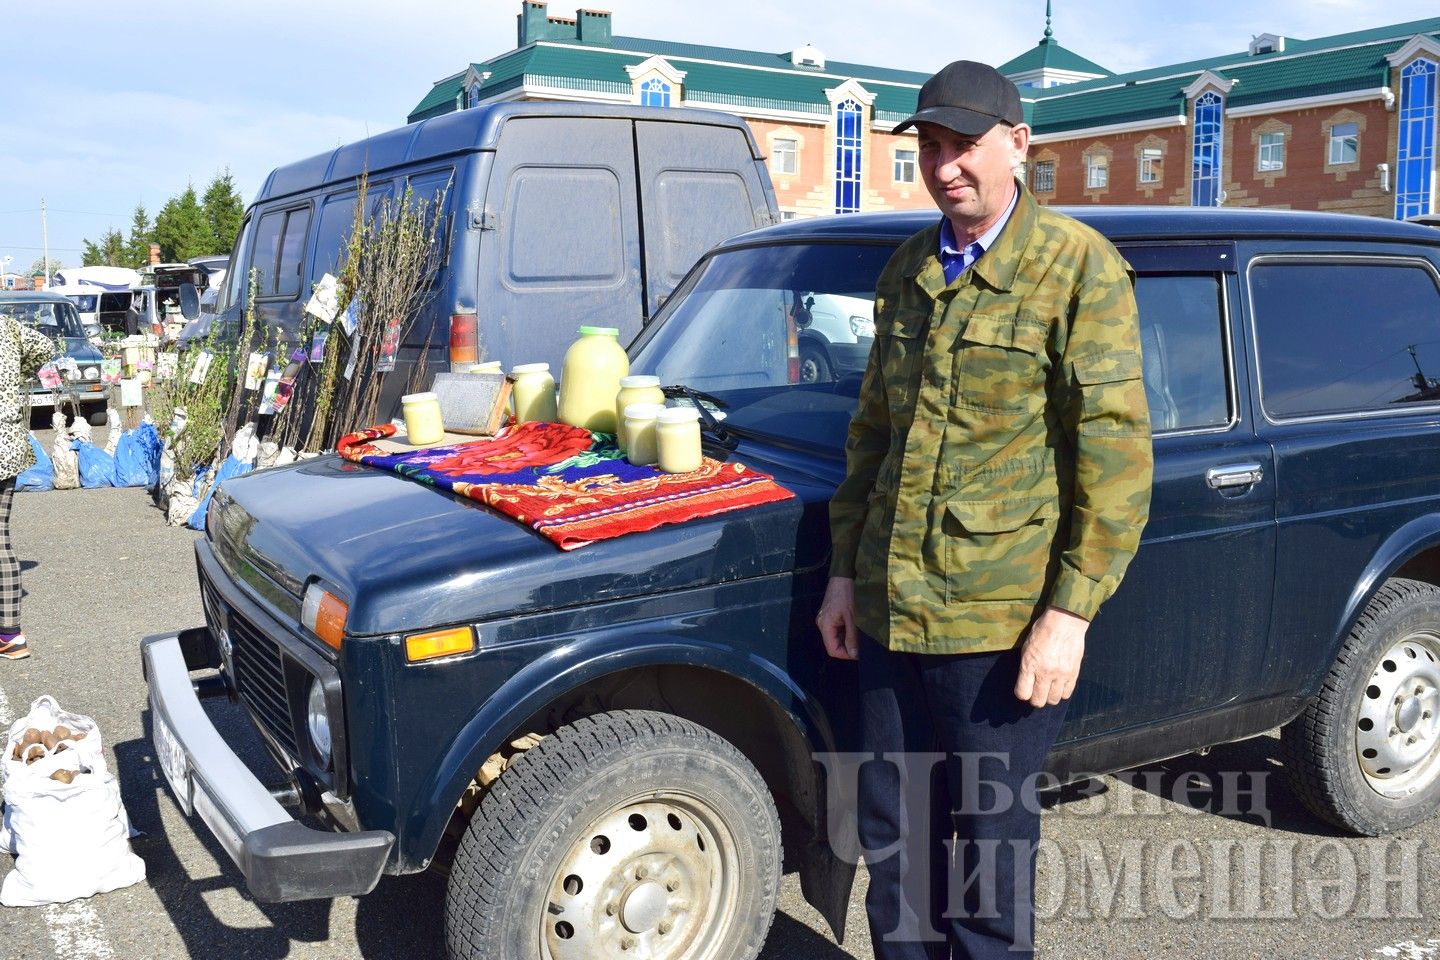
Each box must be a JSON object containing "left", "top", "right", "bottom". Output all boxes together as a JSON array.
[{"left": 153, "top": 706, "right": 192, "bottom": 815}]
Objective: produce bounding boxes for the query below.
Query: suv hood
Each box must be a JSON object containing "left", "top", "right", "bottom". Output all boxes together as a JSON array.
[{"left": 209, "top": 453, "right": 817, "bottom": 636}]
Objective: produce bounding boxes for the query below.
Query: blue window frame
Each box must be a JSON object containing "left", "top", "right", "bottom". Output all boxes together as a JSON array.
[
  {"left": 640, "top": 78, "right": 671, "bottom": 108},
  {"left": 1396, "top": 58, "right": 1437, "bottom": 220},
  {"left": 1191, "top": 91, "right": 1224, "bottom": 207},
  {"left": 834, "top": 99, "right": 863, "bottom": 214}
]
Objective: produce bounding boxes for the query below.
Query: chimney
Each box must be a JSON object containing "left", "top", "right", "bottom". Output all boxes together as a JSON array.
[
  {"left": 149, "top": 243, "right": 161, "bottom": 265},
  {"left": 517, "top": 0, "right": 548, "bottom": 46},
  {"left": 577, "top": 9, "right": 612, "bottom": 45}
]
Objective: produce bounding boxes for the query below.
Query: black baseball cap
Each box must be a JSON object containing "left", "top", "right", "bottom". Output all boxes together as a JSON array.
[{"left": 894, "top": 60, "right": 1024, "bottom": 137}]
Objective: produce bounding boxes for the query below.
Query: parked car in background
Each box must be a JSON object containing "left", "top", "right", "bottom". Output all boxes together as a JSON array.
[
  {"left": 793, "top": 292, "right": 874, "bottom": 383},
  {"left": 0, "top": 291, "right": 108, "bottom": 424},
  {"left": 142, "top": 205, "right": 1440, "bottom": 958},
  {"left": 59, "top": 288, "right": 135, "bottom": 339}
]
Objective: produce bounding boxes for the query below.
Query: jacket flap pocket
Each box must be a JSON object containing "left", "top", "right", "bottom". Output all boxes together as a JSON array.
[
  {"left": 961, "top": 313, "right": 1047, "bottom": 354},
  {"left": 881, "top": 306, "right": 927, "bottom": 340},
  {"left": 1072, "top": 349, "right": 1142, "bottom": 385},
  {"left": 945, "top": 496, "right": 1056, "bottom": 534}
]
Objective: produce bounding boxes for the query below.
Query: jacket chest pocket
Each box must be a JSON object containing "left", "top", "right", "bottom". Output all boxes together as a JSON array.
[
  {"left": 879, "top": 308, "right": 928, "bottom": 409},
  {"left": 953, "top": 312, "right": 1050, "bottom": 414}
]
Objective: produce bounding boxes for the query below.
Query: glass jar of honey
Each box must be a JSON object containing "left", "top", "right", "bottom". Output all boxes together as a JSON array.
[
  {"left": 558, "top": 326, "right": 629, "bottom": 433},
  {"left": 401, "top": 391, "right": 445, "bottom": 446},
  {"left": 511, "top": 363, "right": 558, "bottom": 423}
]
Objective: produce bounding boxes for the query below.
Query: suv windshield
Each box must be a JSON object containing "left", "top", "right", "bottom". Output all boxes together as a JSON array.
[
  {"left": 630, "top": 241, "right": 896, "bottom": 448},
  {"left": 1, "top": 300, "right": 86, "bottom": 340}
]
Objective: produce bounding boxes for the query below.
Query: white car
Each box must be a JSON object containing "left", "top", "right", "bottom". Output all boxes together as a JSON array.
[{"left": 794, "top": 292, "right": 875, "bottom": 383}]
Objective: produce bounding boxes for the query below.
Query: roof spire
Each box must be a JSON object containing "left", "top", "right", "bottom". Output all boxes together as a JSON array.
[{"left": 1044, "top": 0, "right": 1053, "bottom": 40}]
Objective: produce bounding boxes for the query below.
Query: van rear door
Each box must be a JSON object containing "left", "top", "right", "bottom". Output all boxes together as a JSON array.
[
  {"left": 479, "top": 117, "right": 643, "bottom": 370},
  {"left": 634, "top": 120, "right": 773, "bottom": 321}
]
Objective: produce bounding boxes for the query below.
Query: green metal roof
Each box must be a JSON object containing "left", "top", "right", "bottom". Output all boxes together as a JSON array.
[
  {"left": 410, "top": 15, "right": 1440, "bottom": 131},
  {"left": 998, "top": 38, "right": 1112, "bottom": 77}
]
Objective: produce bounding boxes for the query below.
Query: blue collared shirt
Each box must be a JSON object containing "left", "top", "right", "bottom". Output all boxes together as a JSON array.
[{"left": 938, "top": 188, "right": 1020, "bottom": 286}]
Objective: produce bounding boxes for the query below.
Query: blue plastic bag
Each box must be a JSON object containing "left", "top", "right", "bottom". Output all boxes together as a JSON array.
[
  {"left": 134, "top": 422, "right": 162, "bottom": 489},
  {"left": 110, "top": 429, "right": 150, "bottom": 487},
  {"left": 15, "top": 435, "right": 52, "bottom": 493},
  {"left": 76, "top": 441, "right": 115, "bottom": 489},
  {"left": 187, "top": 457, "right": 251, "bottom": 530}
]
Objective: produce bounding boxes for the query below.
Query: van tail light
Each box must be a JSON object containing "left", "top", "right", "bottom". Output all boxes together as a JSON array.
[
  {"left": 448, "top": 313, "right": 478, "bottom": 370},
  {"left": 302, "top": 584, "right": 349, "bottom": 650},
  {"left": 785, "top": 311, "right": 801, "bottom": 384}
]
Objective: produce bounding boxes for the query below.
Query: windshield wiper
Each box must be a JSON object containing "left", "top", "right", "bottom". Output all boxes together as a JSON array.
[{"left": 663, "top": 384, "right": 737, "bottom": 449}]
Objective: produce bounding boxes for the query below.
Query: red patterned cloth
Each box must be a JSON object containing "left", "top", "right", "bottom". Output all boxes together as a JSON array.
[{"left": 336, "top": 421, "right": 795, "bottom": 550}]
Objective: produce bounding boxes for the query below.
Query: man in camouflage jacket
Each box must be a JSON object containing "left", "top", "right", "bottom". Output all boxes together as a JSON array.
[{"left": 816, "top": 61, "right": 1152, "bottom": 959}]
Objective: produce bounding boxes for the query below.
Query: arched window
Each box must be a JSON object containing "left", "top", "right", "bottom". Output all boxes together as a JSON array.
[
  {"left": 1192, "top": 91, "right": 1224, "bottom": 207},
  {"left": 468, "top": 85, "right": 482, "bottom": 109},
  {"left": 1396, "top": 59, "right": 1437, "bottom": 220},
  {"left": 834, "top": 99, "right": 863, "bottom": 214},
  {"left": 640, "top": 78, "right": 672, "bottom": 108}
]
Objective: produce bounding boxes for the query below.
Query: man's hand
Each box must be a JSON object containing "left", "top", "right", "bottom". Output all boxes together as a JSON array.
[
  {"left": 1014, "top": 606, "right": 1088, "bottom": 707},
  {"left": 816, "top": 577, "right": 859, "bottom": 660}
]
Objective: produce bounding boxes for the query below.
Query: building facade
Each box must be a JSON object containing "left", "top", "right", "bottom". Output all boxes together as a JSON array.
[{"left": 411, "top": 3, "right": 1440, "bottom": 221}]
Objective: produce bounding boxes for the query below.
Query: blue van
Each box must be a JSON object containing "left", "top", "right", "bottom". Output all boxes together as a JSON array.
[{"left": 209, "top": 101, "right": 778, "bottom": 414}]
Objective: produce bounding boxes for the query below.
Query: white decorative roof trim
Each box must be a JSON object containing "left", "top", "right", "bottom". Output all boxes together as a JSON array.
[
  {"left": 1225, "top": 87, "right": 1395, "bottom": 118},
  {"left": 1386, "top": 35, "right": 1440, "bottom": 67},
  {"left": 825, "top": 77, "right": 876, "bottom": 107},
  {"left": 624, "top": 55, "right": 687, "bottom": 85},
  {"left": 1184, "top": 71, "right": 1238, "bottom": 98},
  {"left": 1028, "top": 114, "right": 1188, "bottom": 144}
]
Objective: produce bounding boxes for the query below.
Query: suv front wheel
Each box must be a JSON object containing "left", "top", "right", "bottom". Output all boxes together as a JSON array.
[
  {"left": 445, "top": 709, "right": 782, "bottom": 960},
  {"left": 1282, "top": 577, "right": 1440, "bottom": 834}
]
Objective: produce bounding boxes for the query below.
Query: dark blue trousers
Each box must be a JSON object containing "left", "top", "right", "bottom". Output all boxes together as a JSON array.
[{"left": 857, "top": 632, "right": 1068, "bottom": 960}]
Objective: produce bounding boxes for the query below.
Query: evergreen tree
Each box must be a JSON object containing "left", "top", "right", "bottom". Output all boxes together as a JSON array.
[
  {"left": 81, "top": 229, "right": 126, "bottom": 267},
  {"left": 152, "top": 186, "right": 211, "bottom": 262},
  {"left": 201, "top": 169, "right": 245, "bottom": 254},
  {"left": 124, "top": 203, "right": 153, "bottom": 268}
]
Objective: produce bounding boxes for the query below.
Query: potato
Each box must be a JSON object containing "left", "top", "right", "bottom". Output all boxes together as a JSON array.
[
  {"left": 49, "top": 769, "right": 75, "bottom": 784},
  {"left": 39, "top": 732, "right": 58, "bottom": 751},
  {"left": 20, "top": 729, "right": 41, "bottom": 747},
  {"left": 22, "top": 744, "right": 46, "bottom": 764},
  {"left": 53, "top": 725, "right": 71, "bottom": 741}
]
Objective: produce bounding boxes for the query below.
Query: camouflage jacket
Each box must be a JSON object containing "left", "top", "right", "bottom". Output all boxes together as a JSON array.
[{"left": 829, "top": 183, "right": 1153, "bottom": 654}]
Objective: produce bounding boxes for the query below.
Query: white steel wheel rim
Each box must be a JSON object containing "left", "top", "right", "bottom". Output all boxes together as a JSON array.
[
  {"left": 1355, "top": 631, "right": 1440, "bottom": 798},
  {"left": 540, "top": 793, "right": 740, "bottom": 960},
  {"left": 799, "top": 355, "right": 820, "bottom": 383}
]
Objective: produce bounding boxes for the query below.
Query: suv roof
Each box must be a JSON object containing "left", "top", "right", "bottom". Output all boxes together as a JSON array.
[
  {"left": 739, "top": 207, "right": 1440, "bottom": 247},
  {"left": 258, "top": 101, "right": 765, "bottom": 206},
  {"left": 0, "top": 291, "right": 72, "bottom": 304}
]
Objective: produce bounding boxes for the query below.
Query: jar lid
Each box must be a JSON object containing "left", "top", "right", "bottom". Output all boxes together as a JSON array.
[
  {"left": 511, "top": 362, "right": 551, "bottom": 373},
  {"left": 623, "top": 402, "right": 666, "bottom": 420},
  {"left": 619, "top": 375, "right": 661, "bottom": 389},
  {"left": 656, "top": 406, "right": 701, "bottom": 424},
  {"left": 401, "top": 391, "right": 437, "bottom": 403},
  {"left": 577, "top": 325, "right": 620, "bottom": 337},
  {"left": 467, "top": 362, "right": 503, "bottom": 372}
]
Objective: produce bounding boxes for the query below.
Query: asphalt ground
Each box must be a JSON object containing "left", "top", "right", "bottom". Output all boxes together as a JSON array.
[{"left": 0, "top": 426, "right": 1434, "bottom": 959}]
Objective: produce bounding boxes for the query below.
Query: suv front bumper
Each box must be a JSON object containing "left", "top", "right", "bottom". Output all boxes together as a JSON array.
[{"left": 141, "top": 631, "right": 393, "bottom": 902}]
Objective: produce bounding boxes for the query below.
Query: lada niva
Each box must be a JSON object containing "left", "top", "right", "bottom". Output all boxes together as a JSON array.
[{"left": 143, "top": 206, "right": 1440, "bottom": 959}]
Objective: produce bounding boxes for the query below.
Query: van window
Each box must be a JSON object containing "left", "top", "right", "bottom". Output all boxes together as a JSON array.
[
  {"left": 406, "top": 168, "right": 455, "bottom": 269},
  {"left": 224, "top": 215, "right": 255, "bottom": 309},
  {"left": 1252, "top": 258, "right": 1440, "bottom": 419},
  {"left": 251, "top": 205, "right": 312, "bottom": 300},
  {"left": 311, "top": 194, "right": 358, "bottom": 283}
]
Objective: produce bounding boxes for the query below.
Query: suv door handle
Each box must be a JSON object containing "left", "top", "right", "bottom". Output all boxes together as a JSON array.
[{"left": 1206, "top": 462, "right": 1265, "bottom": 490}]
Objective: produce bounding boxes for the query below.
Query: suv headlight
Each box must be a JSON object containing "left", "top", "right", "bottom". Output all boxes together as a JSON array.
[
  {"left": 84, "top": 366, "right": 100, "bottom": 381},
  {"left": 306, "top": 680, "right": 332, "bottom": 768},
  {"left": 849, "top": 315, "right": 875, "bottom": 339}
]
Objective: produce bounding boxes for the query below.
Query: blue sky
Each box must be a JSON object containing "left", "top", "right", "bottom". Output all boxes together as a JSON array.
[{"left": 4, "top": 0, "right": 1436, "bottom": 271}]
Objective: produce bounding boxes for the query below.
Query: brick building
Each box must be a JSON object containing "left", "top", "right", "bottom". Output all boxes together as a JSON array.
[{"left": 411, "top": 3, "right": 1439, "bottom": 221}]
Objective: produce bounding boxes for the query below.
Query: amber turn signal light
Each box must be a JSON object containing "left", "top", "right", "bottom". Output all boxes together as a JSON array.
[
  {"left": 302, "top": 585, "right": 349, "bottom": 650},
  {"left": 405, "top": 626, "right": 475, "bottom": 663}
]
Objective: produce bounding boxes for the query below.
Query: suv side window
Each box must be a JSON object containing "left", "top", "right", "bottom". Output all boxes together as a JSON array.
[
  {"left": 1251, "top": 258, "right": 1440, "bottom": 419},
  {"left": 1133, "top": 273, "right": 1231, "bottom": 432}
]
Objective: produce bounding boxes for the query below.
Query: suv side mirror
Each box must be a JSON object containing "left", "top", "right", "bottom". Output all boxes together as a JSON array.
[{"left": 178, "top": 283, "right": 200, "bottom": 321}]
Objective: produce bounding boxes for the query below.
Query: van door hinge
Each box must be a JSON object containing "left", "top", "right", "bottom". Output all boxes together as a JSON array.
[{"left": 469, "top": 204, "right": 497, "bottom": 231}]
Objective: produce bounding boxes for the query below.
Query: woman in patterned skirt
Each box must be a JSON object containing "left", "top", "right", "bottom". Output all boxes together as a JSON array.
[{"left": 0, "top": 312, "right": 56, "bottom": 659}]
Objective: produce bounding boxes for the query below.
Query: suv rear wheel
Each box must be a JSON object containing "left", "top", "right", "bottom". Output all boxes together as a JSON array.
[
  {"left": 1282, "top": 577, "right": 1440, "bottom": 834},
  {"left": 444, "top": 709, "right": 781, "bottom": 960}
]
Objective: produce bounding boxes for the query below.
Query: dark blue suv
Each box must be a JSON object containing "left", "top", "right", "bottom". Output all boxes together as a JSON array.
[{"left": 143, "top": 207, "right": 1440, "bottom": 959}]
